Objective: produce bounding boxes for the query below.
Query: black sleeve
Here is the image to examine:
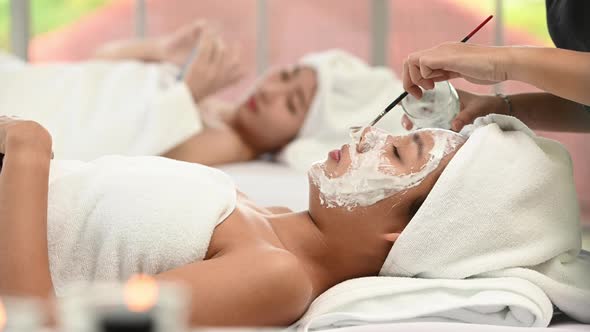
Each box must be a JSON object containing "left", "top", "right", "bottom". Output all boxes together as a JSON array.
[{"left": 546, "top": 0, "right": 590, "bottom": 52}]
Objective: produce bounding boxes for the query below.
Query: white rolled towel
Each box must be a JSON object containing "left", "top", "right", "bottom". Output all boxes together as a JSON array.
[{"left": 381, "top": 114, "right": 589, "bottom": 322}]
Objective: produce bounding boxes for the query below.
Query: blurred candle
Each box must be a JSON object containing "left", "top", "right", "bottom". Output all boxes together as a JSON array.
[
  {"left": 0, "top": 300, "right": 6, "bottom": 331},
  {"left": 0, "top": 296, "right": 44, "bottom": 332},
  {"left": 100, "top": 275, "right": 158, "bottom": 332},
  {"left": 59, "top": 276, "right": 188, "bottom": 332},
  {"left": 124, "top": 275, "right": 159, "bottom": 313}
]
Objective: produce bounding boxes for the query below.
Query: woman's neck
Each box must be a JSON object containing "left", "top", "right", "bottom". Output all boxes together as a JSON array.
[
  {"left": 227, "top": 108, "right": 281, "bottom": 158},
  {"left": 198, "top": 100, "right": 259, "bottom": 160},
  {"left": 266, "top": 211, "right": 390, "bottom": 297}
]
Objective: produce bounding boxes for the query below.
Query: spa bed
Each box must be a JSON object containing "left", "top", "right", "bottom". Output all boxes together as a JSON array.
[
  {"left": 325, "top": 319, "right": 590, "bottom": 332},
  {"left": 219, "top": 161, "right": 590, "bottom": 332}
]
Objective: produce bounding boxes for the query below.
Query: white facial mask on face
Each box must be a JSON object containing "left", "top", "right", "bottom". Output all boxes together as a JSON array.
[{"left": 308, "top": 128, "right": 465, "bottom": 209}]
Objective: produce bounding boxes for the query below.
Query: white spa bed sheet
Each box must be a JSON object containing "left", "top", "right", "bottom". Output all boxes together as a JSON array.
[
  {"left": 220, "top": 160, "right": 310, "bottom": 212},
  {"left": 325, "top": 319, "right": 590, "bottom": 332},
  {"left": 219, "top": 161, "right": 590, "bottom": 332}
]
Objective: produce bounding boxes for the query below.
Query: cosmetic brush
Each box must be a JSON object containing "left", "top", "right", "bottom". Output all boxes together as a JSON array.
[
  {"left": 177, "top": 45, "right": 200, "bottom": 81},
  {"left": 352, "top": 14, "right": 494, "bottom": 133}
]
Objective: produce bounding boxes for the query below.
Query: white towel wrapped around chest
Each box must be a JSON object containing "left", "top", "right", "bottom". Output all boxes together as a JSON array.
[
  {"left": 0, "top": 57, "right": 201, "bottom": 160},
  {"left": 47, "top": 156, "right": 236, "bottom": 296}
]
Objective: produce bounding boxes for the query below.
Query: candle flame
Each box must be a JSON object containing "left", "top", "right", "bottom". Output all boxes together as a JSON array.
[
  {"left": 0, "top": 299, "right": 6, "bottom": 330},
  {"left": 124, "top": 274, "right": 159, "bottom": 312}
]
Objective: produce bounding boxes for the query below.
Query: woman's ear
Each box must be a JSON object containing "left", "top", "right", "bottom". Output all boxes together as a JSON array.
[{"left": 383, "top": 233, "right": 400, "bottom": 242}]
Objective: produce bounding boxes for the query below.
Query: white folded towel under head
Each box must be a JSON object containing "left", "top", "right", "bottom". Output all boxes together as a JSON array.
[
  {"left": 294, "top": 276, "right": 555, "bottom": 330},
  {"left": 278, "top": 50, "right": 406, "bottom": 171}
]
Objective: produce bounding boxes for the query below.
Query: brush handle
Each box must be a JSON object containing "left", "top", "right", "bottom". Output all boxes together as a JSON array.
[
  {"left": 369, "top": 15, "right": 493, "bottom": 127},
  {"left": 369, "top": 91, "right": 409, "bottom": 126},
  {"left": 177, "top": 46, "right": 200, "bottom": 81}
]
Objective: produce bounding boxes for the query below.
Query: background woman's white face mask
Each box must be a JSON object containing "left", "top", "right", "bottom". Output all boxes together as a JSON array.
[{"left": 308, "top": 128, "right": 465, "bottom": 209}]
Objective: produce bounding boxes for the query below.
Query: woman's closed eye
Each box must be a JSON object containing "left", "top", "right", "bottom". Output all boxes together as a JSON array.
[
  {"left": 287, "top": 98, "right": 297, "bottom": 115},
  {"left": 393, "top": 145, "right": 401, "bottom": 160},
  {"left": 280, "top": 70, "right": 290, "bottom": 81}
]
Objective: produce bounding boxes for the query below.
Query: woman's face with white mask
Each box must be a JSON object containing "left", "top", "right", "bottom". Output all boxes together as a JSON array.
[{"left": 308, "top": 127, "right": 466, "bottom": 209}]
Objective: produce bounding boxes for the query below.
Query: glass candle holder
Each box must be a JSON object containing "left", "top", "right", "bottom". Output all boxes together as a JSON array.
[
  {"left": 58, "top": 276, "right": 189, "bottom": 332},
  {"left": 401, "top": 81, "right": 460, "bottom": 130},
  {"left": 0, "top": 296, "right": 44, "bottom": 332}
]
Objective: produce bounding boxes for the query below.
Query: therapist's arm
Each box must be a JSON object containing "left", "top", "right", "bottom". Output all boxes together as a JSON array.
[
  {"left": 403, "top": 43, "right": 590, "bottom": 106},
  {"left": 0, "top": 117, "right": 54, "bottom": 297},
  {"left": 501, "top": 92, "right": 590, "bottom": 132},
  {"left": 505, "top": 47, "right": 590, "bottom": 106}
]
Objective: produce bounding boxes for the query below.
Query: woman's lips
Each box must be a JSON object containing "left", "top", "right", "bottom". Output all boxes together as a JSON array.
[
  {"left": 329, "top": 149, "right": 341, "bottom": 162},
  {"left": 247, "top": 96, "right": 258, "bottom": 113}
]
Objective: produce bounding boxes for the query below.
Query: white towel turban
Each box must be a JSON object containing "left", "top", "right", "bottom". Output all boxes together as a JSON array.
[
  {"left": 278, "top": 50, "right": 406, "bottom": 171},
  {"left": 379, "top": 114, "right": 590, "bottom": 322},
  {"left": 381, "top": 114, "right": 581, "bottom": 278}
]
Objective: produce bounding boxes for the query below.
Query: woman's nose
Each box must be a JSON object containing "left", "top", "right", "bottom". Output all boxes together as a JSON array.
[
  {"left": 258, "top": 83, "right": 285, "bottom": 104},
  {"left": 356, "top": 127, "right": 375, "bottom": 153}
]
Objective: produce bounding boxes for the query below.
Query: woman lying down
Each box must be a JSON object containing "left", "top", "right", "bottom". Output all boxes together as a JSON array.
[{"left": 0, "top": 113, "right": 587, "bottom": 327}]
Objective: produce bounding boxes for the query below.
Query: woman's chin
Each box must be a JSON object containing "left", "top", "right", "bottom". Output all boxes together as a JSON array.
[{"left": 310, "top": 158, "right": 343, "bottom": 183}]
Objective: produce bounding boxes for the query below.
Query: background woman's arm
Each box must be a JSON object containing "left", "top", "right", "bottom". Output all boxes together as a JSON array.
[
  {"left": 93, "top": 20, "right": 205, "bottom": 65},
  {"left": 93, "top": 39, "right": 163, "bottom": 63},
  {"left": 162, "top": 127, "right": 256, "bottom": 166}
]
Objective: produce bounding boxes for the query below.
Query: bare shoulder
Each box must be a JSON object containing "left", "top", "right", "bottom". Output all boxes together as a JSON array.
[
  {"left": 233, "top": 195, "right": 292, "bottom": 216},
  {"left": 232, "top": 248, "right": 313, "bottom": 296},
  {"left": 265, "top": 206, "right": 293, "bottom": 214},
  {"left": 229, "top": 248, "right": 314, "bottom": 323}
]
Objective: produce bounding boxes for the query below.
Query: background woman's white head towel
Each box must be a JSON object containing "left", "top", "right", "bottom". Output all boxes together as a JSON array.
[{"left": 278, "top": 50, "right": 406, "bottom": 171}]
